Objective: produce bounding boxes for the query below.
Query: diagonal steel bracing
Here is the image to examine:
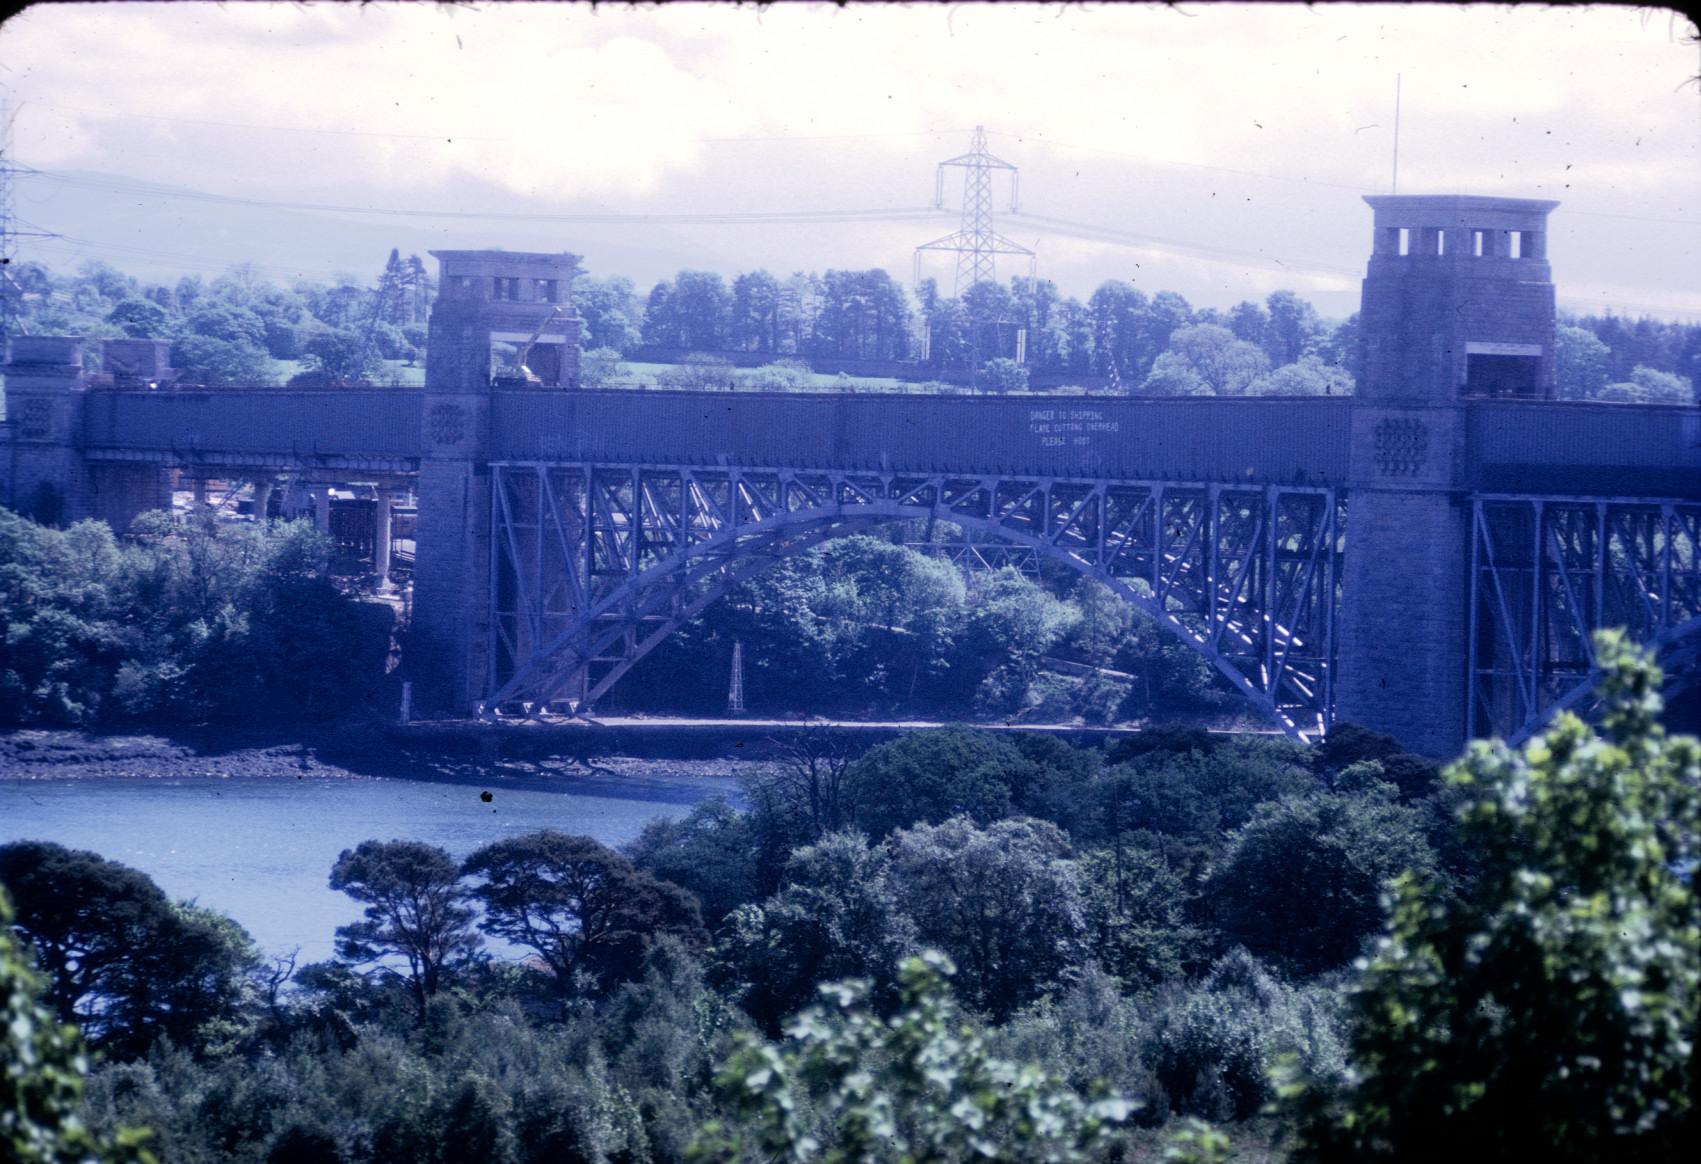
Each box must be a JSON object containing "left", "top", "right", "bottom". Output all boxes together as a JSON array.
[
  {"left": 1469, "top": 494, "right": 1701, "bottom": 743},
  {"left": 482, "top": 463, "right": 1343, "bottom": 739}
]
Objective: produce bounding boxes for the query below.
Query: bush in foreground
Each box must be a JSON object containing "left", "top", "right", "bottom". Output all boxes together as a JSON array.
[{"left": 1284, "top": 630, "right": 1701, "bottom": 1161}]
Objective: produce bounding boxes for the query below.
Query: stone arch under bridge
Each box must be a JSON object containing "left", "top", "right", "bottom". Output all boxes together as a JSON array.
[{"left": 479, "top": 462, "right": 1344, "bottom": 739}]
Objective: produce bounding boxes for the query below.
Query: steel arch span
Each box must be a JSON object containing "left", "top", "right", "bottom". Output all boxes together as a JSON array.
[
  {"left": 1469, "top": 494, "right": 1701, "bottom": 744},
  {"left": 479, "top": 462, "right": 1344, "bottom": 739}
]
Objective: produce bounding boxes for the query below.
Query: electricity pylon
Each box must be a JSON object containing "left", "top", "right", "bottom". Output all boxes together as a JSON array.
[{"left": 913, "top": 126, "right": 1036, "bottom": 295}]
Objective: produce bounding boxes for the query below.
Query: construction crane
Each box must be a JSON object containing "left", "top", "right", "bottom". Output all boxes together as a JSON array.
[
  {"left": 492, "top": 307, "right": 565, "bottom": 388},
  {"left": 355, "top": 249, "right": 413, "bottom": 382}
]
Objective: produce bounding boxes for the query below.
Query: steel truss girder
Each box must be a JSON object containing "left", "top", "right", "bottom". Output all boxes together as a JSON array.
[
  {"left": 482, "top": 463, "right": 1343, "bottom": 740},
  {"left": 1469, "top": 493, "right": 1701, "bottom": 744}
]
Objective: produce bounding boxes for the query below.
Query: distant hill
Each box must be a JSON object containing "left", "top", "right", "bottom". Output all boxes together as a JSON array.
[{"left": 15, "top": 168, "right": 729, "bottom": 287}]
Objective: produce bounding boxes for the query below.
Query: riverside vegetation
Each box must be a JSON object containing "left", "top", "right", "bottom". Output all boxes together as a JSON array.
[
  {"left": 0, "top": 511, "right": 1237, "bottom": 732},
  {"left": 5, "top": 634, "right": 1699, "bottom": 1162}
]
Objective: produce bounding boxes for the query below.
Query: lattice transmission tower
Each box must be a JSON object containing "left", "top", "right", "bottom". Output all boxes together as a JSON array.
[
  {"left": 0, "top": 92, "right": 24, "bottom": 350},
  {"left": 0, "top": 91, "right": 54, "bottom": 354},
  {"left": 914, "top": 125, "right": 1035, "bottom": 295}
]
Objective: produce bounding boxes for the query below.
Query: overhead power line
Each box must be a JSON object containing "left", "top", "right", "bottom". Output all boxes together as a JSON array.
[
  {"left": 1007, "top": 211, "right": 1362, "bottom": 280},
  {"left": 18, "top": 167, "right": 950, "bottom": 226},
  {"left": 990, "top": 129, "right": 1701, "bottom": 229},
  {"left": 30, "top": 101, "right": 970, "bottom": 147}
]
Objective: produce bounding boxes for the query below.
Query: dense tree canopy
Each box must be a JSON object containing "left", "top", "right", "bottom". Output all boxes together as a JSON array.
[
  {"left": 0, "top": 886, "right": 156, "bottom": 1164},
  {"left": 463, "top": 831, "right": 705, "bottom": 999},
  {"left": 329, "top": 841, "right": 480, "bottom": 1016},
  {"left": 1286, "top": 632, "right": 1701, "bottom": 1161},
  {"left": 11, "top": 256, "right": 1700, "bottom": 401},
  {"left": 713, "top": 830, "right": 917, "bottom": 1032},
  {"left": 888, "top": 816, "right": 1087, "bottom": 1018},
  {"left": 696, "top": 952, "right": 1132, "bottom": 1164},
  {"left": 0, "top": 842, "right": 258, "bottom": 1058},
  {"left": 1209, "top": 788, "right": 1436, "bottom": 975},
  {"left": 0, "top": 510, "right": 384, "bottom": 728}
]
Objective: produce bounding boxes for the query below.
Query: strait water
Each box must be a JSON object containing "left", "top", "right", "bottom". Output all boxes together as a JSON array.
[{"left": 0, "top": 765, "right": 742, "bottom": 964}]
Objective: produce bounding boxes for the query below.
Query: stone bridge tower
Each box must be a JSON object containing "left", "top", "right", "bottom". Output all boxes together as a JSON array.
[
  {"left": 1335, "top": 195, "right": 1558, "bottom": 755},
  {"left": 2, "top": 336, "right": 171, "bottom": 528},
  {"left": 410, "top": 250, "right": 583, "bottom": 714}
]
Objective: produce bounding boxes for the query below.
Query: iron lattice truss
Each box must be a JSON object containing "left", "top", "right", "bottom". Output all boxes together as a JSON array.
[
  {"left": 482, "top": 463, "right": 1343, "bottom": 739},
  {"left": 1470, "top": 494, "right": 1701, "bottom": 743}
]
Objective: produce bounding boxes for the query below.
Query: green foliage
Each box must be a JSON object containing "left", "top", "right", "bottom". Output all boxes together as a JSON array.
[
  {"left": 713, "top": 831, "right": 917, "bottom": 1033},
  {"left": 105, "top": 298, "right": 170, "bottom": 339},
  {"left": 1, "top": 886, "right": 156, "bottom": 1164},
  {"left": 888, "top": 817, "right": 1087, "bottom": 1018},
  {"left": 990, "top": 966, "right": 1168, "bottom": 1126},
  {"left": 627, "top": 797, "right": 762, "bottom": 924},
  {"left": 740, "top": 358, "right": 814, "bottom": 391},
  {"left": 1149, "top": 949, "right": 1347, "bottom": 1122},
  {"left": 728, "top": 535, "right": 963, "bottom": 714},
  {"left": 578, "top": 345, "right": 627, "bottom": 388},
  {"left": 658, "top": 352, "right": 736, "bottom": 390},
  {"left": 301, "top": 325, "right": 384, "bottom": 383},
  {"left": 1162, "top": 1118, "right": 1237, "bottom": 1163},
  {"left": 172, "top": 333, "right": 275, "bottom": 383},
  {"left": 1079, "top": 843, "right": 1208, "bottom": 988},
  {"left": 463, "top": 830, "right": 706, "bottom": 1000},
  {"left": 575, "top": 274, "right": 644, "bottom": 352},
  {"left": 0, "top": 841, "right": 260, "bottom": 1059},
  {"left": 1249, "top": 355, "right": 1353, "bottom": 397},
  {"left": 618, "top": 532, "right": 1225, "bottom": 724},
  {"left": 1311, "top": 721, "right": 1402, "bottom": 772},
  {"left": 329, "top": 841, "right": 481, "bottom": 1016},
  {"left": 1555, "top": 323, "right": 1613, "bottom": 400},
  {"left": 1284, "top": 632, "right": 1701, "bottom": 1162},
  {"left": 1590, "top": 366, "right": 1696, "bottom": 404},
  {"left": 0, "top": 510, "right": 382, "bottom": 728},
  {"left": 956, "top": 569, "right": 1077, "bottom": 715},
  {"left": 1142, "top": 324, "right": 1270, "bottom": 396},
  {"left": 978, "top": 356, "right": 1030, "bottom": 393},
  {"left": 838, "top": 727, "right": 1027, "bottom": 839},
  {"left": 1209, "top": 789, "right": 1436, "bottom": 976},
  {"left": 1052, "top": 740, "right": 1315, "bottom": 856},
  {"left": 692, "top": 951, "right": 1132, "bottom": 1163}
]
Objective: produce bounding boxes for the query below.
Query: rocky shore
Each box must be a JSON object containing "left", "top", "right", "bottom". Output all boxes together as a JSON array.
[{"left": 0, "top": 727, "right": 751, "bottom": 786}]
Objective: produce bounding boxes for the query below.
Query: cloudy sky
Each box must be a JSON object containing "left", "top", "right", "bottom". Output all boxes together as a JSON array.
[{"left": 4, "top": 1, "right": 1698, "bottom": 319}]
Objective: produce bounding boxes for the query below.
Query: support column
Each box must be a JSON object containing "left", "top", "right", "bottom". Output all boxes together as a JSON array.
[
  {"left": 1335, "top": 458, "right": 1470, "bottom": 758},
  {"left": 191, "top": 475, "right": 213, "bottom": 526},
  {"left": 313, "top": 486, "right": 332, "bottom": 532},
  {"left": 256, "top": 476, "right": 279, "bottom": 522},
  {"left": 373, "top": 487, "right": 394, "bottom": 590}
]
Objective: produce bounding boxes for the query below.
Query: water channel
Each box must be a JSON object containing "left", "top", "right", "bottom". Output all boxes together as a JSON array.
[{"left": 1, "top": 757, "right": 743, "bottom": 964}]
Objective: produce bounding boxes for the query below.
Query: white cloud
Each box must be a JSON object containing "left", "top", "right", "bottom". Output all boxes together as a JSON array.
[{"left": 3, "top": 2, "right": 1696, "bottom": 313}]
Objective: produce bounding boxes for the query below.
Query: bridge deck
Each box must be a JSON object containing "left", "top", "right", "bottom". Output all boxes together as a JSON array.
[
  {"left": 490, "top": 389, "right": 1353, "bottom": 482},
  {"left": 1468, "top": 400, "right": 1701, "bottom": 498},
  {"left": 46, "top": 386, "right": 1701, "bottom": 497},
  {"left": 80, "top": 388, "right": 422, "bottom": 471}
]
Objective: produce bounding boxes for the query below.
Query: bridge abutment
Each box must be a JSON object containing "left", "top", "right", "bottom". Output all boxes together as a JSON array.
[
  {"left": 3, "top": 337, "right": 95, "bottom": 526},
  {"left": 408, "top": 249, "right": 582, "bottom": 715},
  {"left": 1335, "top": 410, "right": 1471, "bottom": 756},
  {"left": 4, "top": 337, "right": 174, "bottom": 531}
]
